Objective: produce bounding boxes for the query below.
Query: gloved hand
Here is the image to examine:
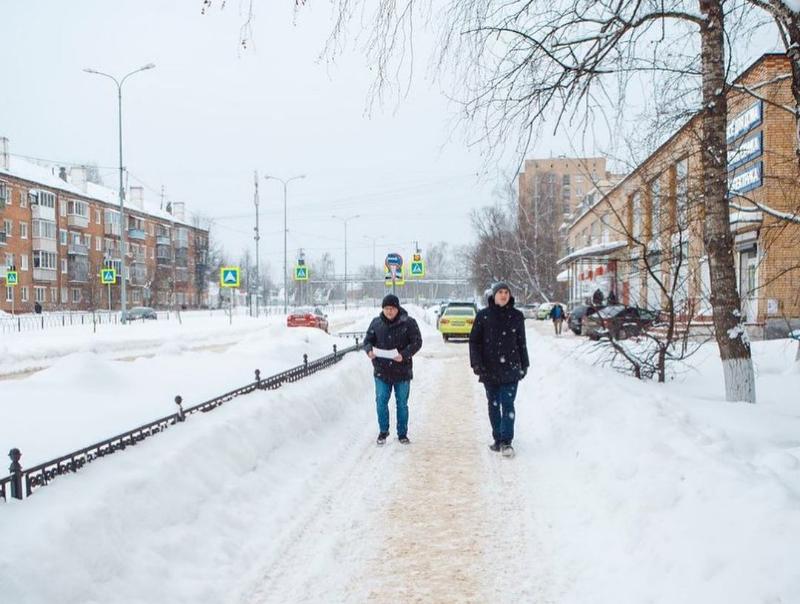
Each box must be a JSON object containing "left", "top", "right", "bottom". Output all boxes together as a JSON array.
[{"left": 472, "top": 365, "right": 483, "bottom": 376}]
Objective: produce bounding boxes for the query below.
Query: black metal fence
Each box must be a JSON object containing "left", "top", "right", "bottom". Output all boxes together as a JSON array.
[{"left": 0, "top": 340, "right": 363, "bottom": 503}]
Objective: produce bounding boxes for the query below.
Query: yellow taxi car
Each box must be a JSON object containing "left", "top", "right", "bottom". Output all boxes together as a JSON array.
[{"left": 438, "top": 305, "right": 477, "bottom": 341}]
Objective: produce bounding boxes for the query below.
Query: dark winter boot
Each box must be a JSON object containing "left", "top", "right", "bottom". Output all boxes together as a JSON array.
[
  {"left": 488, "top": 441, "right": 502, "bottom": 452},
  {"left": 501, "top": 444, "right": 515, "bottom": 458},
  {"left": 376, "top": 432, "right": 389, "bottom": 445},
  {"left": 398, "top": 436, "right": 410, "bottom": 444}
]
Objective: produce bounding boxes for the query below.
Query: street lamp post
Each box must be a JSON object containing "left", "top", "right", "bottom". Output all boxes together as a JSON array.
[
  {"left": 84, "top": 63, "right": 155, "bottom": 321},
  {"left": 333, "top": 214, "right": 359, "bottom": 311},
  {"left": 264, "top": 174, "right": 305, "bottom": 314}
]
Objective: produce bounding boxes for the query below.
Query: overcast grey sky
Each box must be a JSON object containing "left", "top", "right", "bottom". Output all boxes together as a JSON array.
[
  {"left": 0, "top": 1, "right": 535, "bottom": 278},
  {"left": 1, "top": 2, "right": 782, "bottom": 280}
]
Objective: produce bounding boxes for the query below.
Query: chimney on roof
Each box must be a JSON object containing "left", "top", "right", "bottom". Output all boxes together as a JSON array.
[
  {"left": 0, "top": 137, "right": 8, "bottom": 171},
  {"left": 59, "top": 167, "right": 68, "bottom": 182},
  {"left": 129, "top": 186, "right": 145, "bottom": 210},
  {"left": 69, "top": 166, "right": 87, "bottom": 193},
  {"left": 170, "top": 201, "right": 185, "bottom": 221}
]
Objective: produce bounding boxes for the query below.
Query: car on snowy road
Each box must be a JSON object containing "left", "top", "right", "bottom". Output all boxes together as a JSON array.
[
  {"left": 121, "top": 306, "right": 157, "bottom": 321},
  {"left": 438, "top": 305, "right": 476, "bottom": 341},
  {"left": 583, "top": 305, "right": 660, "bottom": 340},
  {"left": 286, "top": 307, "right": 329, "bottom": 333}
]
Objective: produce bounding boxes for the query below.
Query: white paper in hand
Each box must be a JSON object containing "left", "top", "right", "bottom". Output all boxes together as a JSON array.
[{"left": 373, "top": 348, "right": 400, "bottom": 359}]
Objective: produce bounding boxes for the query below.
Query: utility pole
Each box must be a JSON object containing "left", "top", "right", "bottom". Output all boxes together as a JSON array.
[{"left": 253, "top": 171, "right": 260, "bottom": 318}]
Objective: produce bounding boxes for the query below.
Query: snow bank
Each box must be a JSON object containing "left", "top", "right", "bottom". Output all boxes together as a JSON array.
[
  {"left": 515, "top": 332, "right": 800, "bottom": 603},
  {"left": 0, "top": 353, "right": 374, "bottom": 604}
]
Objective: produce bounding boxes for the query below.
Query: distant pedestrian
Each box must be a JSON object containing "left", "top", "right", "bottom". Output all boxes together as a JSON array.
[
  {"left": 549, "top": 303, "right": 565, "bottom": 335},
  {"left": 592, "top": 288, "right": 605, "bottom": 307},
  {"left": 607, "top": 290, "right": 618, "bottom": 305},
  {"left": 34, "top": 301, "right": 42, "bottom": 314},
  {"left": 363, "top": 294, "right": 423, "bottom": 446},
  {"left": 469, "top": 282, "right": 529, "bottom": 458}
]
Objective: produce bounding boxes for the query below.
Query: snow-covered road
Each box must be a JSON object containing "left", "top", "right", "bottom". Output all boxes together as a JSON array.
[{"left": 2, "top": 306, "right": 799, "bottom": 603}]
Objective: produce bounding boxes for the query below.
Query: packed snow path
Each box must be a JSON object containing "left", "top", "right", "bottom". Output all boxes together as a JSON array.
[{"left": 239, "top": 343, "right": 556, "bottom": 603}]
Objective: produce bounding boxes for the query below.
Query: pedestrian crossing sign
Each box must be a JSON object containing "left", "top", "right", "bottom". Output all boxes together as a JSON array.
[
  {"left": 294, "top": 265, "right": 309, "bottom": 281},
  {"left": 6, "top": 270, "right": 18, "bottom": 286},
  {"left": 220, "top": 267, "right": 240, "bottom": 288},
  {"left": 409, "top": 260, "right": 425, "bottom": 278},
  {"left": 100, "top": 268, "right": 116, "bottom": 285}
]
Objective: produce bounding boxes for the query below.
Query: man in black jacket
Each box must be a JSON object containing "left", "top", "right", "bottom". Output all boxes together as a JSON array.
[
  {"left": 363, "top": 294, "right": 423, "bottom": 445},
  {"left": 469, "top": 282, "right": 529, "bottom": 457}
]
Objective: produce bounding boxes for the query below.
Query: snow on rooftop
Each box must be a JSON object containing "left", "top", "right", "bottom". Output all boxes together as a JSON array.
[
  {"left": 0, "top": 154, "right": 201, "bottom": 229},
  {"left": 557, "top": 240, "right": 628, "bottom": 265}
]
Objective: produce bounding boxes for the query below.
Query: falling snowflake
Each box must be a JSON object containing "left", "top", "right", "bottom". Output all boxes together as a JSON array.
[
  {"left": 509, "top": 412, "right": 515, "bottom": 419},
  {"left": 499, "top": 356, "right": 506, "bottom": 363}
]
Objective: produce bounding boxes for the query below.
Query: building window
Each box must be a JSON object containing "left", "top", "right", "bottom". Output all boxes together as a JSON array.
[
  {"left": 61, "top": 287, "right": 68, "bottom": 303},
  {"left": 4, "top": 253, "right": 13, "bottom": 269},
  {"left": 3, "top": 219, "right": 11, "bottom": 237},
  {"left": 34, "top": 286, "right": 46, "bottom": 303},
  {"left": 0, "top": 181, "right": 8, "bottom": 206},
  {"left": 20, "top": 222, "right": 28, "bottom": 239},
  {"left": 60, "top": 200, "right": 67, "bottom": 217},
  {"left": 95, "top": 209, "right": 101, "bottom": 224},
  {"left": 50, "top": 287, "right": 57, "bottom": 303},
  {"left": 21, "top": 286, "right": 29, "bottom": 302},
  {"left": 33, "top": 251, "right": 58, "bottom": 270},
  {"left": 676, "top": 159, "right": 689, "bottom": 229},
  {"left": 632, "top": 192, "right": 643, "bottom": 241},
  {"left": 650, "top": 178, "right": 661, "bottom": 240},
  {"left": 72, "top": 288, "right": 82, "bottom": 303},
  {"left": 19, "top": 189, "right": 27, "bottom": 208},
  {"left": 84, "top": 233, "right": 91, "bottom": 247},
  {"left": 21, "top": 254, "right": 28, "bottom": 271},
  {"left": 5, "top": 287, "right": 12, "bottom": 302},
  {"left": 95, "top": 238, "right": 102, "bottom": 252},
  {"left": 59, "top": 229, "right": 67, "bottom": 245},
  {"left": 61, "top": 258, "right": 68, "bottom": 274},
  {"left": 32, "top": 220, "right": 57, "bottom": 239},
  {"left": 30, "top": 190, "right": 56, "bottom": 208}
]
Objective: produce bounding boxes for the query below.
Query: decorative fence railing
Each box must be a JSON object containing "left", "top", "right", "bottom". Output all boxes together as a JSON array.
[{"left": 0, "top": 340, "right": 363, "bottom": 503}]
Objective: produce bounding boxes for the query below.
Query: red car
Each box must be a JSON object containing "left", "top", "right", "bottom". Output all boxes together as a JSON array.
[{"left": 286, "top": 307, "right": 329, "bottom": 333}]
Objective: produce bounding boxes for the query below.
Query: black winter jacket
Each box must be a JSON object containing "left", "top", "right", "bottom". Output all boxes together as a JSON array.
[
  {"left": 469, "top": 295, "right": 530, "bottom": 384},
  {"left": 363, "top": 307, "right": 423, "bottom": 383}
]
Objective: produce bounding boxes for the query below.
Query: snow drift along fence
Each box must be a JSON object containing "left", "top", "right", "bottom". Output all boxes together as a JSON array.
[{"left": 0, "top": 340, "right": 363, "bottom": 503}]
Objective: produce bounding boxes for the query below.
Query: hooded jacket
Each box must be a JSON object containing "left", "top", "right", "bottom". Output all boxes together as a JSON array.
[
  {"left": 469, "top": 294, "right": 529, "bottom": 384},
  {"left": 363, "top": 306, "right": 423, "bottom": 383}
]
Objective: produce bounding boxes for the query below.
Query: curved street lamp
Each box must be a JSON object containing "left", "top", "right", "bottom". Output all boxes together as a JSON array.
[
  {"left": 264, "top": 174, "right": 306, "bottom": 313},
  {"left": 83, "top": 63, "right": 155, "bottom": 321}
]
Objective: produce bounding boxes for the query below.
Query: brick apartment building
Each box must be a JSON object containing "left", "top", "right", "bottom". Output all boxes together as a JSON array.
[
  {"left": 0, "top": 138, "right": 209, "bottom": 313},
  {"left": 558, "top": 54, "right": 800, "bottom": 339}
]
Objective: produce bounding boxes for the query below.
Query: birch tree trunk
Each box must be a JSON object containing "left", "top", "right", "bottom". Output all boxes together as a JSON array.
[{"left": 699, "top": 0, "right": 756, "bottom": 403}]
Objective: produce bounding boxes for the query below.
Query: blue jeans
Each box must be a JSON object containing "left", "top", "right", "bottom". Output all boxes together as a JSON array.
[
  {"left": 484, "top": 382, "right": 518, "bottom": 445},
  {"left": 374, "top": 377, "right": 410, "bottom": 437}
]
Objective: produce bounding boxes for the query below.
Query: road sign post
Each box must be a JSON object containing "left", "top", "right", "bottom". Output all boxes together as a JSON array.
[
  {"left": 220, "top": 267, "right": 240, "bottom": 324},
  {"left": 100, "top": 268, "right": 117, "bottom": 316},
  {"left": 385, "top": 253, "right": 404, "bottom": 296},
  {"left": 6, "top": 269, "right": 18, "bottom": 315}
]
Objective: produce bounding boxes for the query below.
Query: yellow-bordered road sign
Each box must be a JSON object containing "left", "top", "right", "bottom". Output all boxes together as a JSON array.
[
  {"left": 384, "top": 266, "right": 405, "bottom": 286},
  {"left": 294, "top": 265, "right": 309, "bottom": 281},
  {"left": 220, "top": 267, "right": 240, "bottom": 288},
  {"left": 100, "top": 268, "right": 117, "bottom": 285},
  {"left": 6, "top": 270, "right": 19, "bottom": 286},
  {"left": 409, "top": 260, "right": 425, "bottom": 278}
]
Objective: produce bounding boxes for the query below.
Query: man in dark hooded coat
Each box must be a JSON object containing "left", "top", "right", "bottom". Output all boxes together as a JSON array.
[
  {"left": 469, "top": 282, "right": 529, "bottom": 457},
  {"left": 363, "top": 294, "right": 423, "bottom": 445}
]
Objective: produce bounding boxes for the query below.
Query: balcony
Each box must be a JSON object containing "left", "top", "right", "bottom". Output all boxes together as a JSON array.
[
  {"left": 104, "top": 223, "right": 121, "bottom": 237},
  {"left": 156, "top": 256, "right": 172, "bottom": 266},
  {"left": 31, "top": 204, "right": 56, "bottom": 221},
  {"left": 128, "top": 228, "right": 146, "bottom": 241},
  {"left": 174, "top": 237, "right": 189, "bottom": 249},
  {"left": 32, "top": 237, "right": 58, "bottom": 253},
  {"left": 68, "top": 242, "right": 89, "bottom": 256},
  {"left": 175, "top": 267, "right": 189, "bottom": 283},
  {"left": 156, "top": 235, "right": 171, "bottom": 246},
  {"left": 68, "top": 259, "right": 89, "bottom": 283},
  {"left": 67, "top": 214, "right": 90, "bottom": 229},
  {"left": 33, "top": 268, "right": 57, "bottom": 282}
]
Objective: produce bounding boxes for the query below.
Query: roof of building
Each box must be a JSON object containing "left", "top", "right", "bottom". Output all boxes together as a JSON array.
[{"left": 0, "top": 153, "right": 204, "bottom": 231}]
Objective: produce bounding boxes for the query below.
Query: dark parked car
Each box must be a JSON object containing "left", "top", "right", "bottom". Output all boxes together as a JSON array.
[
  {"left": 584, "top": 305, "right": 660, "bottom": 340},
  {"left": 567, "top": 304, "right": 596, "bottom": 335},
  {"left": 122, "top": 306, "right": 157, "bottom": 321}
]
